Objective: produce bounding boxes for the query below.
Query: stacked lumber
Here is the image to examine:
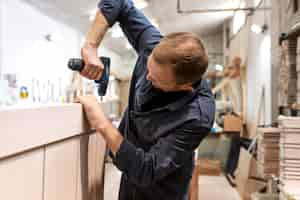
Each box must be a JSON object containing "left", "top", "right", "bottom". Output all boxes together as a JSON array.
[
  {"left": 278, "top": 116, "right": 300, "bottom": 200},
  {"left": 257, "top": 127, "right": 281, "bottom": 177}
]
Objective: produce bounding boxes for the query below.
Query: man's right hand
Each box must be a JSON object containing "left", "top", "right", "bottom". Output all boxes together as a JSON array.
[{"left": 80, "top": 42, "right": 104, "bottom": 80}]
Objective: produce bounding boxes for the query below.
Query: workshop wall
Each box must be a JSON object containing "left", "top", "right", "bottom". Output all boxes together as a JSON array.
[
  {"left": 228, "top": 1, "right": 272, "bottom": 134},
  {"left": 201, "top": 32, "right": 224, "bottom": 71},
  {"left": 0, "top": 1, "right": 3, "bottom": 76},
  {"left": 0, "top": 0, "right": 80, "bottom": 86},
  {"left": 246, "top": 11, "right": 272, "bottom": 127},
  {"left": 0, "top": 0, "right": 126, "bottom": 86}
]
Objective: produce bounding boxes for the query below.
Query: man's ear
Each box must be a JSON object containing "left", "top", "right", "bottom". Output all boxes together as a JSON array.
[{"left": 178, "top": 83, "right": 194, "bottom": 92}]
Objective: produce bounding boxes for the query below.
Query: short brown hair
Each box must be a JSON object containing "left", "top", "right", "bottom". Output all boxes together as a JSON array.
[{"left": 152, "top": 32, "right": 208, "bottom": 84}]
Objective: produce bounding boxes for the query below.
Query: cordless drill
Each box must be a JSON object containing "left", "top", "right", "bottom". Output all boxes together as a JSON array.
[{"left": 68, "top": 57, "right": 110, "bottom": 97}]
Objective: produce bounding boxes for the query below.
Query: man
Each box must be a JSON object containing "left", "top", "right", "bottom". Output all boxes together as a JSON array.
[
  {"left": 212, "top": 57, "right": 245, "bottom": 114},
  {"left": 76, "top": 0, "right": 215, "bottom": 199},
  {"left": 211, "top": 56, "right": 246, "bottom": 186}
]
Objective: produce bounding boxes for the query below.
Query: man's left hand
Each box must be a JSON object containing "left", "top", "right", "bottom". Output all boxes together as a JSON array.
[{"left": 75, "top": 95, "right": 109, "bottom": 131}]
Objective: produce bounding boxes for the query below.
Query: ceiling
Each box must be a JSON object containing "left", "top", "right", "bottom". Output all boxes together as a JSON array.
[{"left": 23, "top": 0, "right": 242, "bottom": 57}]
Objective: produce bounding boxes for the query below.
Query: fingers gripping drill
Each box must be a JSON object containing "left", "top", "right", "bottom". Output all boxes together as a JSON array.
[{"left": 68, "top": 57, "right": 111, "bottom": 98}]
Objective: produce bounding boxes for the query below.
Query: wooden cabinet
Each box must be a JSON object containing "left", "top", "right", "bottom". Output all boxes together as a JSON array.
[
  {"left": 43, "top": 139, "right": 79, "bottom": 200},
  {"left": 0, "top": 104, "right": 106, "bottom": 200},
  {"left": 76, "top": 134, "right": 106, "bottom": 200},
  {"left": 0, "top": 104, "right": 85, "bottom": 158},
  {"left": 0, "top": 149, "right": 44, "bottom": 200},
  {"left": 93, "top": 134, "right": 106, "bottom": 200}
]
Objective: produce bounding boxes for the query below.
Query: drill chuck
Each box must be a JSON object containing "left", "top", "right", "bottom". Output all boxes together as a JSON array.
[{"left": 68, "top": 59, "right": 85, "bottom": 72}]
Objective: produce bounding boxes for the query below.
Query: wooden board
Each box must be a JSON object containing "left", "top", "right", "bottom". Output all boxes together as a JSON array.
[
  {"left": 257, "top": 128, "right": 281, "bottom": 177},
  {"left": 236, "top": 149, "right": 258, "bottom": 199}
]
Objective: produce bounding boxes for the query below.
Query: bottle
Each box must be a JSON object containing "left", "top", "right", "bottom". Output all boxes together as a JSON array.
[{"left": 20, "top": 86, "right": 29, "bottom": 99}]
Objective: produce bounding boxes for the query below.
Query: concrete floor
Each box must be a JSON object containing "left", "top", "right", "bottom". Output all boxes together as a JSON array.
[
  {"left": 198, "top": 175, "right": 241, "bottom": 200},
  {"left": 104, "top": 163, "right": 241, "bottom": 200}
]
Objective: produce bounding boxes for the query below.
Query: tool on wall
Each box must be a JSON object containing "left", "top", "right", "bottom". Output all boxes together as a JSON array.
[{"left": 68, "top": 57, "right": 111, "bottom": 98}]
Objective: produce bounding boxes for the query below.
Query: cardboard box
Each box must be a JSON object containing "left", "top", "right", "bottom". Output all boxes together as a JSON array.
[
  {"left": 197, "top": 159, "right": 221, "bottom": 176},
  {"left": 224, "top": 114, "right": 242, "bottom": 132}
]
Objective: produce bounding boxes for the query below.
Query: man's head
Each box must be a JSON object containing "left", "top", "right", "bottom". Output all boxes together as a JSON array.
[
  {"left": 228, "top": 56, "right": 242, "bottom": 78},
  {"left": 146, "top": 32, "right": 208, "bottom": 92},
  {"left": 232, "top": 56, "right": 242, "bottom": 67}
]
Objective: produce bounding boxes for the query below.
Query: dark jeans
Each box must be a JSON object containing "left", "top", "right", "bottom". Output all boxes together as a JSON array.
[{"left": 225, "top": 134, "right": 253, "bottom": 176}]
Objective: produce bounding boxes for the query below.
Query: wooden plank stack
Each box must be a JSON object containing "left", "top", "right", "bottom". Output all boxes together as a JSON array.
[
  {"left": 257, "top": 127, "right": 281, "bottom": 178},
  {"left": 278, "top": 116, "right": 300, "bottom": 200}
]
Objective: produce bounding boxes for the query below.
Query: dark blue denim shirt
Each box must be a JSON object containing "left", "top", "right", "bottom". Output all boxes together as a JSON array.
[{"left": 98, "top": 0, "right": 215, "bottom": 199}]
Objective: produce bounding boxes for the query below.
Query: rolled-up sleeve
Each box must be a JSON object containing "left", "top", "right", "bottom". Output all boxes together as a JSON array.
[
  {"left": 112, "top": 121, "right": 209, "bottom": 187},
  {"left": 98, "top": 0, "right": 162, "bottom": 53}
]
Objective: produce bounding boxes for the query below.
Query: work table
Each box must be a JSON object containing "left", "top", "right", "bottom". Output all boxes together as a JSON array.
[{"left": 0, "top": 103, "right": 106, "bottom": 200}]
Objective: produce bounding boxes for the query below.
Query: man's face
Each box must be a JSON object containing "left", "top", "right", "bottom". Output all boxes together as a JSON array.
[
  {"left": 146, "top": 55, "right": 179, "bottom": 92},
  {"left": 233, "top": 57, "right": 242, "bottom": 67},
  {"left": 227, "top": 65, "right": 240, "bottom": 78}
]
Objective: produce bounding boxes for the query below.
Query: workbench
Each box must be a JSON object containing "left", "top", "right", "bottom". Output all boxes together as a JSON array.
[{"left": 0, "top": 103, "right": 106, "bottom": 200}]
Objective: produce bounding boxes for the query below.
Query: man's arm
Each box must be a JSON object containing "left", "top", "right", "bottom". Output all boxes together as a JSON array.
[
  {"left": 76, "top": 95, "right": 123, "bottom": 154},
  {"left": 81, "top": 11, "right": 109, "bottom": 80},
  {"left": 77, "top": 96, "right": 209, "bottom": 186},
  {"left": 212, "top": 77, "right": 230, "bottom": 94},
  {"left": 98, "top": 0, "right": 162, "bottom": 53},
  {"left": 100, "top": 120, "right": 209, "bottom": 186},
  {"left": 85, "top": 11, "right": 109, "bottom": 48},
  {"left": 81, "top": 0, "right": 162, "bottom": 80}
]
